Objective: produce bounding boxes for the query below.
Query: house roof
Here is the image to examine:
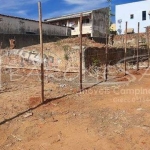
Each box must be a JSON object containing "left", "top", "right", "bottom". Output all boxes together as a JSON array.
[
  {"left": 0, "top": 13, "right": 50, "bottom": 25},
  {"left": 44, "top": 11, "right": 92, "bottom": 22},
  {"left": 44, "top": 7, "right": 108, "bottom": 22},
  {"left": 0, "top": 14, "right": 39, "bottom": 22},
  {"left": 0, "top": 13, "right": 72, "bottom": 29}
]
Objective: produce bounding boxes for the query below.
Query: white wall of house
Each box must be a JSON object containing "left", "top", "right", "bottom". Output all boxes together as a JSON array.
[
  {"left": 71, "top": 18, "right": 92, "bottom": 36},
  {"left": 71, "top": 24, "right": 92, "bottom": 36},
  {"left": 116, "top": 0, "right": 150, "bottom": 34},
  {"left": 45, "top": 7, "right": 108, "bottom": 37},
  {"left": 0, "top": 15, "right": 70, "bottom": 36}
]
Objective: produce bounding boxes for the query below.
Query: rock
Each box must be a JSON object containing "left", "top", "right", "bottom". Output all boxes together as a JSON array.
[
  {"left": 23, "top": 112, "right": 33, "bottom": 118},
  {"left": 71, "top": 46, "right": 85, "bottom": 50},
  {"left": 59, "top": 84, "right": 66, "bottom": 88},
  {"left": 137, "top": 108, "right": 144, "bottom": 111}
]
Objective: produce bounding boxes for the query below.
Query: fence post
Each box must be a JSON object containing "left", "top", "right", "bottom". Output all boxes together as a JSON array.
[
  {"left": 79, "top": 13, "right": 83, "bottom": 91},
  {"left": 0, "top": 48, "right": 1, "bottom": 89},
  {"left": 147, "top": 27, "right": 150, "bottom": 68},
  {"left": 105, "top": 17, "right": 108, "bottom": 82},
  {"left": 124, "top": 22, "right": 127, "bottom": 75},
  {"left": 137, "top": 22, "right": 140, "bottom": 71},
  {"left": 38, "top": 2, "right": 44, "bottom": 103}
]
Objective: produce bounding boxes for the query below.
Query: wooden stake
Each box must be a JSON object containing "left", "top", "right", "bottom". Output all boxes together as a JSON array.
[
  {"left": 137, "top": 22, "right": 140, "bottom": 71},
  {"left": 124, "top": 22, "right": 127, "bottom": 75},
  {"left": 105, "top": 16, "right": 108, "bottom": 81},
  {"left": 147, "top": 27, "right": 150, "bottom": 68},
  {"left": 79, "top": 14, "right": 83, "bottom": 91},
  {"left": 38, "top": 2, "right": 44, "bottom": 103}
]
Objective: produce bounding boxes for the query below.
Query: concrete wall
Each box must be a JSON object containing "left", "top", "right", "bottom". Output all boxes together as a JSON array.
[
  {"left": 116, "top": 1, "right": 150, "bottom": 34},
  {"left": 84, "top": 47, "right": 148, "bottom": 69},
  {"left": 72, "top": 23, "right": 92, "bottom": 36},
  {"left": 72, "top": 8, "right": 109, "bottom": 37},
  {"left": 92, "top": 8, "right": 109, "bottom": 37},
  {"left": 113, "top": 33, "right": 146, "bottom": 47},
  {"left": 0, "top": 34, "right": 68, "bottom": 49},
  {"left": 113, "top": 27, "right": 150, "bottom": 47},
  {"left": 0, "top": 15, "right": 71, "bottom": 36}
]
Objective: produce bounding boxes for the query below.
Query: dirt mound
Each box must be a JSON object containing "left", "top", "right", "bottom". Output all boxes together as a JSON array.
[
  {"left": 59, "top": 37, "right": 105, "bottom": 48},
  {"left": 117, "top": 77, "right": 128, "bottom": 82},
  {"left": 23, "top": 37, "right": 105, "bottom": 52},
  {"left": 130, "top": 70, "right": 141, "bottom": 75}
]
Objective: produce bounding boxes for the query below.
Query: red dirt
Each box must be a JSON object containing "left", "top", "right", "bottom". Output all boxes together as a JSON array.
[
  {"left": 1, "top": 68, "right": 150, "bottom": 149},
  {"left": 29, "top": 97, "right": 41, "bottom": 107},
  {"left": 117, "top": 77, "right": 128, "bottom": 81}
]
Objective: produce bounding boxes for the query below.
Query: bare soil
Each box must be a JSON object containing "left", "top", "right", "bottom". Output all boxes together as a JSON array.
[
  {"left": 0, "top": 67, "right": 150, "bottom": 150},
  {"left": 0, "top": 37, "right": 150, "bottom": 149}
]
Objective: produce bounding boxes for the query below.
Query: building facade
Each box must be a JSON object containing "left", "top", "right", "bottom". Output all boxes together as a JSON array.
[
  {"left": 44, "top": 8, "right": 109, "bottom": 37},
  {"left": 0, "top": 14, "right": 71, "bottom": 36},
  {"left": 116, "top": 0, "right": 150, "bottom": 35}
]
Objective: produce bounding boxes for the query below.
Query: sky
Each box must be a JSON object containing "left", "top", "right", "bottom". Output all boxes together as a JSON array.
[{"left": 0, "top": 0, "right": 145, "bottom": 22}]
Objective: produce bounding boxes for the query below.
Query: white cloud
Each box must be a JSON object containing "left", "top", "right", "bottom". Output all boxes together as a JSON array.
[
  {"left": 0, "top": 0, "right": 48, "bottom": 9},
  {"left": 64, "top": 0, "right": 106, "bottom": 5},
  {"left": 0, "top": 0, "right": 108, "bottom": 20},
  {"left": 0, "top": 0, "right": 49, "bottom": 19},
  {"left": 44, "top": 0, "right": 107, "bottom": 19},
  {"left": 16, "top": 10, "right": 28, "bottom": 16},
  {"left": 64, "top": 0, "right": 91, "bottom": 5}
]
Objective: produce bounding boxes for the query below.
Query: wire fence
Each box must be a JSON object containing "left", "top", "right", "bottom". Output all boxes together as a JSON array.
[{"left": 82, "top": 46, "right": 149, "bottom": 85}]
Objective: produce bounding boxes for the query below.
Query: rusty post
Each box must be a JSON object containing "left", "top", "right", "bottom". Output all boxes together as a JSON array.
[
  {"left": 147, "top": 27, "right": 150, "bottom": 68},
  {"left": 137, "top": 22, "right": 140, "bottom": 71},
  {"left": 79, "top": 13, "right": 83, "bottom": 91},
  {"left": 124, "top": 22, "right": 127, "bottom": 75},
  {"left": 38, "top": 2, "right": 44, "bottom": 103}
]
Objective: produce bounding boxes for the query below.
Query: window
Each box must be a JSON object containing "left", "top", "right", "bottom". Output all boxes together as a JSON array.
[
  {"left": 82, "top": 18, "right": 90, "bottom": 24},
  {"left": 130, "top": 14, "right": 134, "bottom": 19},
  {"left": 142, "top": 11, "right": 146, "bottom": 20}
]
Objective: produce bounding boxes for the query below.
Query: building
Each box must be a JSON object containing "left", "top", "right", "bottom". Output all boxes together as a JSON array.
[
  {"left": 0, "top": 14, "right": 71, "bottom": 36},
  {"left": 44, "top": 8, "right": 109, "bottom": 37},
  {"left": 116, "top": 0, "right": 150, "bottom": 35},
  {"left": 110, "top": 23, "right": 116, "bottom": 31}
]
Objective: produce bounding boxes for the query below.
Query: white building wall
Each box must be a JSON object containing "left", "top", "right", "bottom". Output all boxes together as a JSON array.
[
  {"left": 71, "top": 24, "right": 92, "bottom": 36},
  {"left": 116, "top": 0, "right": 150, "bottom": 34},
  {"left": 0, "top": 15, "right": 70, "bottom": 36}
]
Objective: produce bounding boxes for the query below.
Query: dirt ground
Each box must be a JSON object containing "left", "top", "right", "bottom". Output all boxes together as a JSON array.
[
  {"left": 0, "top": 66, "right": 150, "bottom": 150},
  {"left": 0, "top": 37, "right": 150, "bottom": 150}
]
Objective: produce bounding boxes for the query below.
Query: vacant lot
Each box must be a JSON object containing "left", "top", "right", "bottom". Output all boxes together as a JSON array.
[
  {"left": 0, "top": 67, "right": 150, "bottom": 150},
  {"left": 0, "top": 37, "right": 150, "bottom": 150}
]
